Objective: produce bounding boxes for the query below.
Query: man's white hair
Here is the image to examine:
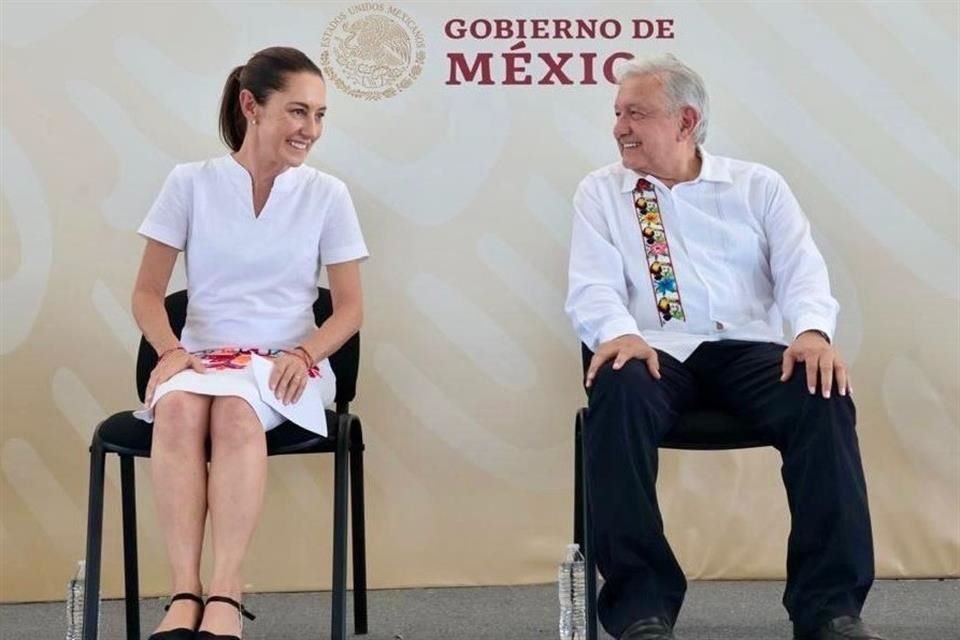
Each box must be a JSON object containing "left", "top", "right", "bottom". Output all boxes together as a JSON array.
[{"left": 616, "top": 54, "right": 710, "bottom": 145}]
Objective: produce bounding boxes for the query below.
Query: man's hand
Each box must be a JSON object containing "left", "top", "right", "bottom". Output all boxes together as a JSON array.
[
  {"left": 781, "top": 330, "right": 851, "bottom": 398},
  {"left": 585, "top": 334, "right": 660, "bottom": 388}
]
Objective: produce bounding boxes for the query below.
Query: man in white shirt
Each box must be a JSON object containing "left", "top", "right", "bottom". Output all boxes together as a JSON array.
[{"left": 565, "top": 54, "right": 883, "bottom": 640}]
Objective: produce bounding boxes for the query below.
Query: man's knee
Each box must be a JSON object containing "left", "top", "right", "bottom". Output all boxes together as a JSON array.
[
  {"left": 779, "top": 372, "right": 857, "bottom": 435},
  {"left": 781, "top": 370, "right": 856, "bottom": 406},
  {"left": 590, "top": 358, "right": 659, "bottom": 395},
  {"left": 586, "top": 359, "right": 667, "bottom": 445}
]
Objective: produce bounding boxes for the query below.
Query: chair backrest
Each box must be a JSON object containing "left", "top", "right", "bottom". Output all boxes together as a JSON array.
[
  {"left": 579, "top": 343, "right": 771, "bottom": 450},
  {"left": 136, "top": 289, "right": 360, "bottom": 406}
]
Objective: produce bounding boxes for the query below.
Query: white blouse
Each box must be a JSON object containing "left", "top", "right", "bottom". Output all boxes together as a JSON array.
[{"left": 138, "top": 155, "right": 369, "bottom": 352}]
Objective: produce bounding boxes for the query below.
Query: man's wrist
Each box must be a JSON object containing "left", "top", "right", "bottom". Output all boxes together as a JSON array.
[{"left": 800, "top": 329, "right": 830, "bottom": 344}]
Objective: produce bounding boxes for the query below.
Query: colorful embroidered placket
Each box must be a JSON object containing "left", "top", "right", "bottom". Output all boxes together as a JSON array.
[{"left": 634, "top": 178, "right": 686, "bottom": 324}]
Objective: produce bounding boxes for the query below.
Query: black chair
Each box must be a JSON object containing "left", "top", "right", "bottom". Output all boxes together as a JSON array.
[
  {"left": 572, "top": 344, "right": 773, "bottom": 640},
  {"left": 82, "top": 288, "right": 367, "bottom": 640}
]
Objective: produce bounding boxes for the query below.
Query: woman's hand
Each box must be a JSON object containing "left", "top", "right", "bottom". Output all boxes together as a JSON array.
[
  {"left": 269, "top": 352, "right": 310, "bottom": 405},
  {"left": 145, "top": 348, "right": 206, "bottom": 406}
]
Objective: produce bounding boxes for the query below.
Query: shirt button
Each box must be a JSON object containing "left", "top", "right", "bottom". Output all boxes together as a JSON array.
[{"left": 715, "top": 321, "right": 725, "bottom": 330}]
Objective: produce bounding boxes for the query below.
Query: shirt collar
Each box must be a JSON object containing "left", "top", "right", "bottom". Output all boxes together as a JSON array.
[
  {"left": 618, "top": 147, "right": 733, "bottom": 192},
  {"left": 222, "top": 154, "right": 298, "bottom": 193}
]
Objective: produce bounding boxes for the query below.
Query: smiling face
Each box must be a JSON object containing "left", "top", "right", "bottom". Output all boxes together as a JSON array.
[
  {"left": 241, "top": 71, "right": 327, "bottom": 169},
  {"left": 613, "top": 73, "right": 696, "bottom": 178}
]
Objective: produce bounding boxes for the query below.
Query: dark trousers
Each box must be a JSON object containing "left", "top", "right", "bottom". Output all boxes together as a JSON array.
[{"left": 584, "top": 340, "right": 874, "bottom": 638}]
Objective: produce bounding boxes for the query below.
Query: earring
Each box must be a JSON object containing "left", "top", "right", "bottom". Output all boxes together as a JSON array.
[{"left": 253, "top": 118, "right": 259, "bottom": 126}]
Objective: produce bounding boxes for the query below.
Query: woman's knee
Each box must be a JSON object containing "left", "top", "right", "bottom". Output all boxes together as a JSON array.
[
  {"left": 209, "top": 397, "right": 264, "bottom": 447},
  {"left": 153, "top": 392, "right": 210, "bottom": 442}
]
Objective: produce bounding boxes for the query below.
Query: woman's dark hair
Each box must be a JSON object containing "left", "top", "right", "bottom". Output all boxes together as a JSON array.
[{"left": 218, "top": 46, "right": 324, "bottom": 152}]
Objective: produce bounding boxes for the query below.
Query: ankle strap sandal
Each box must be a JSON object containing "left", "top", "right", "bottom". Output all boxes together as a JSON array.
[
  {"left": 195, "top": 595, "right": 255, "bottom": 640},
  {"left": 147, "top": 592, "right": 204, "bottom": 640}
]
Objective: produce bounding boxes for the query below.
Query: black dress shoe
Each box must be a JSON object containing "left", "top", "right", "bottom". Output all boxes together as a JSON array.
[
  {"left": 195, "top": 595, "right": 255, "bottom": 640},
  {"left": 620, "top": 616, "right": 675, "bottom": 640},
  {"left": 147, "top": 592, "right": 204, "bottom": 640},
  {"left": 794, "top": 616, "right": 887, "bottom": 640}
]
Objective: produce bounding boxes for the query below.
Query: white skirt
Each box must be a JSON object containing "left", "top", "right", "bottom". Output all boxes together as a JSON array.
[{"left": 133, "top": 348, "right": 336, "bottom": 436}]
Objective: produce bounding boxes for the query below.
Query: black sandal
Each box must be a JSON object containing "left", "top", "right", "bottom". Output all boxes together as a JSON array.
[
  {"left": 195, "top": 595, "right": 255, "bottom": 640},
  {"left": 147, "top": 592, "right": 204, "bottom": 640}
]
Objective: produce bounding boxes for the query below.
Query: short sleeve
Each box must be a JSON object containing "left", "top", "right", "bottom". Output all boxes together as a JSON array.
[
  {"left": 138, "top": 165, "right": 189, "bottom": 250},
  {"left": 319, "top": 182, "right": 369, "bottom": 266}
]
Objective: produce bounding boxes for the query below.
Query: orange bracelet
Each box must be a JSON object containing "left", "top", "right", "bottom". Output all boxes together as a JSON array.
[
  {"left": 158, "top": 345, "right": 185, "bottom": 360},
  {"left": 284, "top": 347, "right": 312, "bottom": 369},
  {"left": 293, "top": 345, "right": 315, "bottom": 367}
]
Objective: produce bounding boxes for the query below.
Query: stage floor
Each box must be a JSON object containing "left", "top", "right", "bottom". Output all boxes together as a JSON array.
[{"left": 1, "top": 579, "right": 957, "bottom": 639}]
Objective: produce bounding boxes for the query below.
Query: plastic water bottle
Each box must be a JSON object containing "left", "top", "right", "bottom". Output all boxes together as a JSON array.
[
  {"left": 65, "top": 560, "right": 98, "bottom": 640},
  {"left": 65, "top": 561, "right": 84, "bottom": 640},
  {"left": 558, "top": 543, "right": 586, "bottom": 640}
]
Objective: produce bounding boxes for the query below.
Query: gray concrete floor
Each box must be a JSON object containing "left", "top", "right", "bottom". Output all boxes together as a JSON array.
[{"left": 1, "top": 580, "right": 957, "bottom": 639}]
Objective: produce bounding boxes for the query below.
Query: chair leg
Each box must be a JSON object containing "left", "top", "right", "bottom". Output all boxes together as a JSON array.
[
  {"left": 574, "top": 410, "right": 584, "bottom": 551},
  {"left": 578, "top": 409, "right": 599, "bottom": 640},
  {"left": 330, "top": 414, "right": 351, "bottom": 640},
  {"left": 82, "top": 441, "right": 106, "bottom": 640},
  {"left": 120, "top": 455, "right": 141, "bottom": 640},
  {"left": 350, "top": 420, "right": 368, "bottom": 635}
]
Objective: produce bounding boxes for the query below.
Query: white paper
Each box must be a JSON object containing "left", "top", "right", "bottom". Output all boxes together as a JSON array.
[{"left": 250, "top": 355, "right": 328, "bottom": 437}]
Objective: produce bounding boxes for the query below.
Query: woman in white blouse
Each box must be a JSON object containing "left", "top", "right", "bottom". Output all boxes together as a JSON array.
[{"left": 131, "top": 46, "right": 367, "bottom": 640}]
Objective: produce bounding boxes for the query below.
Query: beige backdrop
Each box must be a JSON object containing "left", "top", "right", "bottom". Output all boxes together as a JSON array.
[{"left": 1, "top": 1, "right": 958, "bottom": 603}]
